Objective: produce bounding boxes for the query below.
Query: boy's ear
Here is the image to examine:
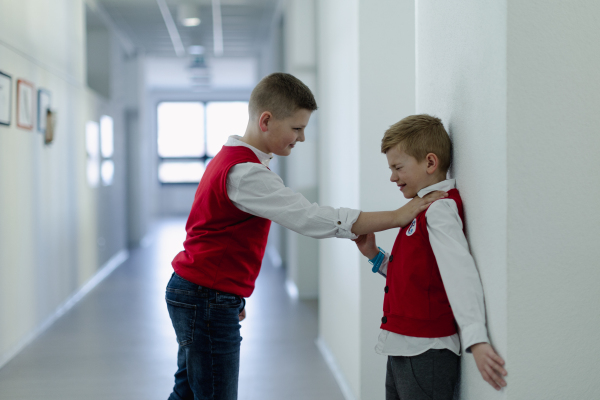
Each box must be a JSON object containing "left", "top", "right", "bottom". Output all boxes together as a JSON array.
[
  {"left": 259, "top": 111, "right": 272, "bottom": 133},
  {"left": 425, "top": 153, "right": 440, "bottom": 175}
]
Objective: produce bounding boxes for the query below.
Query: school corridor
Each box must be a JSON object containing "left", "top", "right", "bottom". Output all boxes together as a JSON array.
[
  {"left": 0, "top": 218, "right": 345, "bottom": 400},
  {"left": 1, "top": 0, "right": 600, "bottom": 399}
]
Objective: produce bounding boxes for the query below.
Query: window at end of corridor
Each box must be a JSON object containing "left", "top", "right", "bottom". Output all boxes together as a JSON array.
[{"left": 157, "top": 101, "right": 249, "bottom": 184}]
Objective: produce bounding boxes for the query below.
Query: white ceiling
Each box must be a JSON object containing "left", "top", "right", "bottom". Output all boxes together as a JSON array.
[
  {"left": 145, "top": 56, "right": 258, "bottom": 89},
  {"left": 96, "top": 0, "right": 281, "bottom": 58}
]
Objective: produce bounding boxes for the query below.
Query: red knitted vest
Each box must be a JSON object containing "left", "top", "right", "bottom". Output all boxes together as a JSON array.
[
  {"left": 381, "top": 189, "right": 463, "bottom": 337},
  {"left": 172, "top": 146, "right": 272, "bottom": 297}
]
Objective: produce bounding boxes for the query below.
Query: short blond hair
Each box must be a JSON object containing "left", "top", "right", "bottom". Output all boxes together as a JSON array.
[
  {"left": 381, "top": 114, "right": 452, "bottom": 172},
  {"left": 249, "top": 73, "right": 318, "bottom": 120}
]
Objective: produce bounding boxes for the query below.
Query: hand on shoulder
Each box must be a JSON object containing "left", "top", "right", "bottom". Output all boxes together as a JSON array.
[{"left": 397, "top": 190, "right": 448, "bottom": 226}]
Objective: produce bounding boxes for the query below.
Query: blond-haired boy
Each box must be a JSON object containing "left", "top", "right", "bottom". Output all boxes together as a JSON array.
[
  {"left": 355, "top": 114, "right": 507, "bottom": 399},
  {"left": 166, "top": 75, "right": 446, "bottom": 400}
]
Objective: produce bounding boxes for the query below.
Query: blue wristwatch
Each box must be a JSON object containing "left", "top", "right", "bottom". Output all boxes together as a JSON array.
[{"left": 368, "top": 247, "right": 386, "bottom": 273}]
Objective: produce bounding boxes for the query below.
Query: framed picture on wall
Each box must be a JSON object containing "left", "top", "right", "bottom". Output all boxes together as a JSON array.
[
  {"left": 17, "top": 79, "right": 34, "bottom": 130},
  {"left": 38, "top": 89, "right": 51, "bottom": 133},
  {"left": 0, "top": 71, "right": 11, "bottom": 126}
]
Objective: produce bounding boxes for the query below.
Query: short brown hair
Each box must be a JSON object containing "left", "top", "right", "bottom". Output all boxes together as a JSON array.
[
  {"left": 381, "top": 114, "right": 452, "bottom": 172},
  {"left": 249, "top": 73, "right": 318, "bottom": 119}
]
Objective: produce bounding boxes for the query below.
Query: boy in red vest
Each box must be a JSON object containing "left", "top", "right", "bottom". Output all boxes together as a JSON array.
[
  {"left": 354, "top": 114, "right": 508, "bottom": 399},
  {"left": 166, "top": 74, "right": 446, "bottom": 400}
]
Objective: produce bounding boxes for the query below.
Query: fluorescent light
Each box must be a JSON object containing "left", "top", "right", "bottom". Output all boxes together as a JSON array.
[
  {"left": 212, "top": 0, "right": 223, "bottom": 56},
  {"left": 182, "top": 17, "right": 200, "bottom": 26},
  {"left": 178, "top": 3, "right": 201, "bottom": 27},
  {"left": 156, "top": 0, "right": 185, "bottom": 57}
]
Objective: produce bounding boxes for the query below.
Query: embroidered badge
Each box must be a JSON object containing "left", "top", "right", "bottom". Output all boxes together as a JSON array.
[{"left": 406, "top": 218, "right": 417, "bottom": 236}]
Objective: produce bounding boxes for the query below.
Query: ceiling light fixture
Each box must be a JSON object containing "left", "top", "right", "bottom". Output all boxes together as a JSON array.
[
  {"left": 156, "top": 0, "right": 185, "bottom": 57},
  {"left": 178, "top": 3, "right": 201, "bottom": 27},
  {"left": 212, "top": 0, "right": 223, "bottom": 56}
]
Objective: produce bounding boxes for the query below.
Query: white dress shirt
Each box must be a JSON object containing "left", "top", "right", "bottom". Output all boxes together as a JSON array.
[
  {"left": 375, "top": 179, "right": 489, "bottom": 356},
  {"left": 224, "top": 136, "right": 360, "bottom": 239}
]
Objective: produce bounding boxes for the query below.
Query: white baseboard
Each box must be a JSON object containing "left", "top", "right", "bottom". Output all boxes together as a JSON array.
[
  {"left": 0, "top": 249, "right": 129, "bottom": 371},
  {"left": 316, "top": 337, "right": 357, "bottom": 400}
]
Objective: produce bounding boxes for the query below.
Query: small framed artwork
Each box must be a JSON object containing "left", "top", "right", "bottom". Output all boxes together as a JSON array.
[
  {"left": 38, "top": 89, "right": 51, "bottom": 133},
  {"left": 17, "top": 79, "right": 34, "bottom": 130},
  {"left": 0, "top": 71, "right": 11, "bottom": 126},
  {"left": 44, "top": 110, "right": 56, "bottom": 145}
]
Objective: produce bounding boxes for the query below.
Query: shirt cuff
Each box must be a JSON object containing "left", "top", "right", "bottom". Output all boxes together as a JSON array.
[
  {"left": 460, "top": 323, "right": 490, "bottom": 353},
  {"left": 335, "top": 207, "right": 361, "bottom": 239},
  {"left": 377, "top": 253, "right": 389, "bottom": 277}
]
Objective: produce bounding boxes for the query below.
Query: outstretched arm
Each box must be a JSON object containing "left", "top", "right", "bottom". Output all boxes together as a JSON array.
[
  {"left": 350, "top": 191, "right": 448, "bottom": 236},
  {"left": 228, "top": 163, "right": 447, "bottom": 239}
]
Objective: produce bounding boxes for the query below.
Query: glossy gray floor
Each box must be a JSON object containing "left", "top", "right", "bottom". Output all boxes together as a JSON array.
[{"left": 0, "top": 219, "right": 345, "bottom": 400}]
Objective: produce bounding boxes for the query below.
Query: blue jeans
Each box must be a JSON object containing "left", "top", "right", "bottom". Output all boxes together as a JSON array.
[{"left": 166, "top": 273, "right": 245, "bottom": 400}]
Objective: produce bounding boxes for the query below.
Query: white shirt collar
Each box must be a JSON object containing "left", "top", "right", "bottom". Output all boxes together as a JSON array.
[
  {"left": 417, "top": 179, "right": 456, "bottom": 198},
  {"left": 225, "top": 135, "right": 273, "bottom": 167}
]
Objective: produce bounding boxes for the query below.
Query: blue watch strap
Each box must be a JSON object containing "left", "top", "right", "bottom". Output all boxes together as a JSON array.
[{"left": 368, "top": 247, "right": 386, "bottom": 273}]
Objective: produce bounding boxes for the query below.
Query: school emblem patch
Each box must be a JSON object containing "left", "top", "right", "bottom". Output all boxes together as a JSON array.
[{"left": 406, "top": 218, "right": 417, "bottom": 236}]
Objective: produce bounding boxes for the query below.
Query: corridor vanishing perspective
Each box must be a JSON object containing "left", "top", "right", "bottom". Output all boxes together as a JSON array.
[
  {"left": 0, "top": 219, "right": 344, "bottom": 400},
  {"left": 2, "top": 0, "right": 600, "bottom": 398}
]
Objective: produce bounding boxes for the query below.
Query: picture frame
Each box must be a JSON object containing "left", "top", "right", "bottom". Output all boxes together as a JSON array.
[
  {"left": 38, "top": 88, "right": 51, "bottom": 133},
  {"left": 17, "top": 79, "right": 34, "bottom": 130},
  {"left": 44, "top": 110, "right": 56, "bottom": 145},
  {"left": 0, "top": 71, "right": 11, "bottom": 126}
]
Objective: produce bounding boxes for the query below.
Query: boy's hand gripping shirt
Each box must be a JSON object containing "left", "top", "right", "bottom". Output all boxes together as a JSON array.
[{"left": 376, "top": 179, "right": 489, "bottom": 356}]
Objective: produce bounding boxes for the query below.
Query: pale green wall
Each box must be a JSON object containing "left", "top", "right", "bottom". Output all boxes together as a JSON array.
[{"left": 0, "top": 0, "right": 134, "bottom": 366}]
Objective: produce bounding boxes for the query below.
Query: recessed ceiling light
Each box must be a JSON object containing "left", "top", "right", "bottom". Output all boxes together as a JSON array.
[
  {"left": 182, "top": 17, "right": 201, "bottom": 27},
  {"left": 178, "top": 3, "right": 201, "bottom": 27}
]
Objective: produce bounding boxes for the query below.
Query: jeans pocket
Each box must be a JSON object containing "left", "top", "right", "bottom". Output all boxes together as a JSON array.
[
  {"left": 211, "top": 293, "right": 243, "bottom": 309},
  {"left": 166, "top": 298, "right": 196, "bottom": 346}
]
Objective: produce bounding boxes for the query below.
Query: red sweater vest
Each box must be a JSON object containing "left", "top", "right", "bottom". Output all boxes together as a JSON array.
[
  {"left": 381, "top": 189, "right": 464, "bottom": 338},
  {"left": 171, "top": 146, "right": 272, "bottom": 297}
]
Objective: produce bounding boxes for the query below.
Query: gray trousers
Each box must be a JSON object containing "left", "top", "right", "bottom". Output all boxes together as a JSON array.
[{"left": 385, "top": 349, "right": 460, "bottom": 400}]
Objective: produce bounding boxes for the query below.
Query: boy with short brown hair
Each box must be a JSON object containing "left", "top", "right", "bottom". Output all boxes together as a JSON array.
[
  {"left": 355, "top": 114, "right": 507, "bottom": 399},
  {"left": 166, "top": 75, "right": 446, "bottom": 400}
]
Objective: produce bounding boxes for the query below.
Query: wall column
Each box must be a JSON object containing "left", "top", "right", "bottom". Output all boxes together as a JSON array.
[
  {"left": 282, "top": 0, "right": 320, "bottom": 299},
  {"left": 316, "top": 1, "right": 416, "bottom": 398}
]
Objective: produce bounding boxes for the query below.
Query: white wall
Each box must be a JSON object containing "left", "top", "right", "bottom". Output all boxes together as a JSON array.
[
  {"left": 0, "top": 0, "right": 138, "bottom": 367},
  {"left": 317, "top": 0, "right": 361, "bottom": 395},
  {"left": 357, "top": 1, "right": 415, "bottom": 398},
  {"left": 506, "top": 1, "right": 600, "bottom": 398},
  {"left": 317, "top": 1, "right": 416, "bottom": 398},
  {"left": 417, "top": 1, "right": 600, "bottom": 398},
  {"left": 416, "top": 1, "right": 508, "bottom": 398},
  {"left": 283, "top": 0, "right": 320, "bottom": 299}
]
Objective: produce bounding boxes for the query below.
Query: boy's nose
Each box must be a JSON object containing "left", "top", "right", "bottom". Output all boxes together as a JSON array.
[{"left": 298, "top": 131, "right": 305, "bottom": 142}]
